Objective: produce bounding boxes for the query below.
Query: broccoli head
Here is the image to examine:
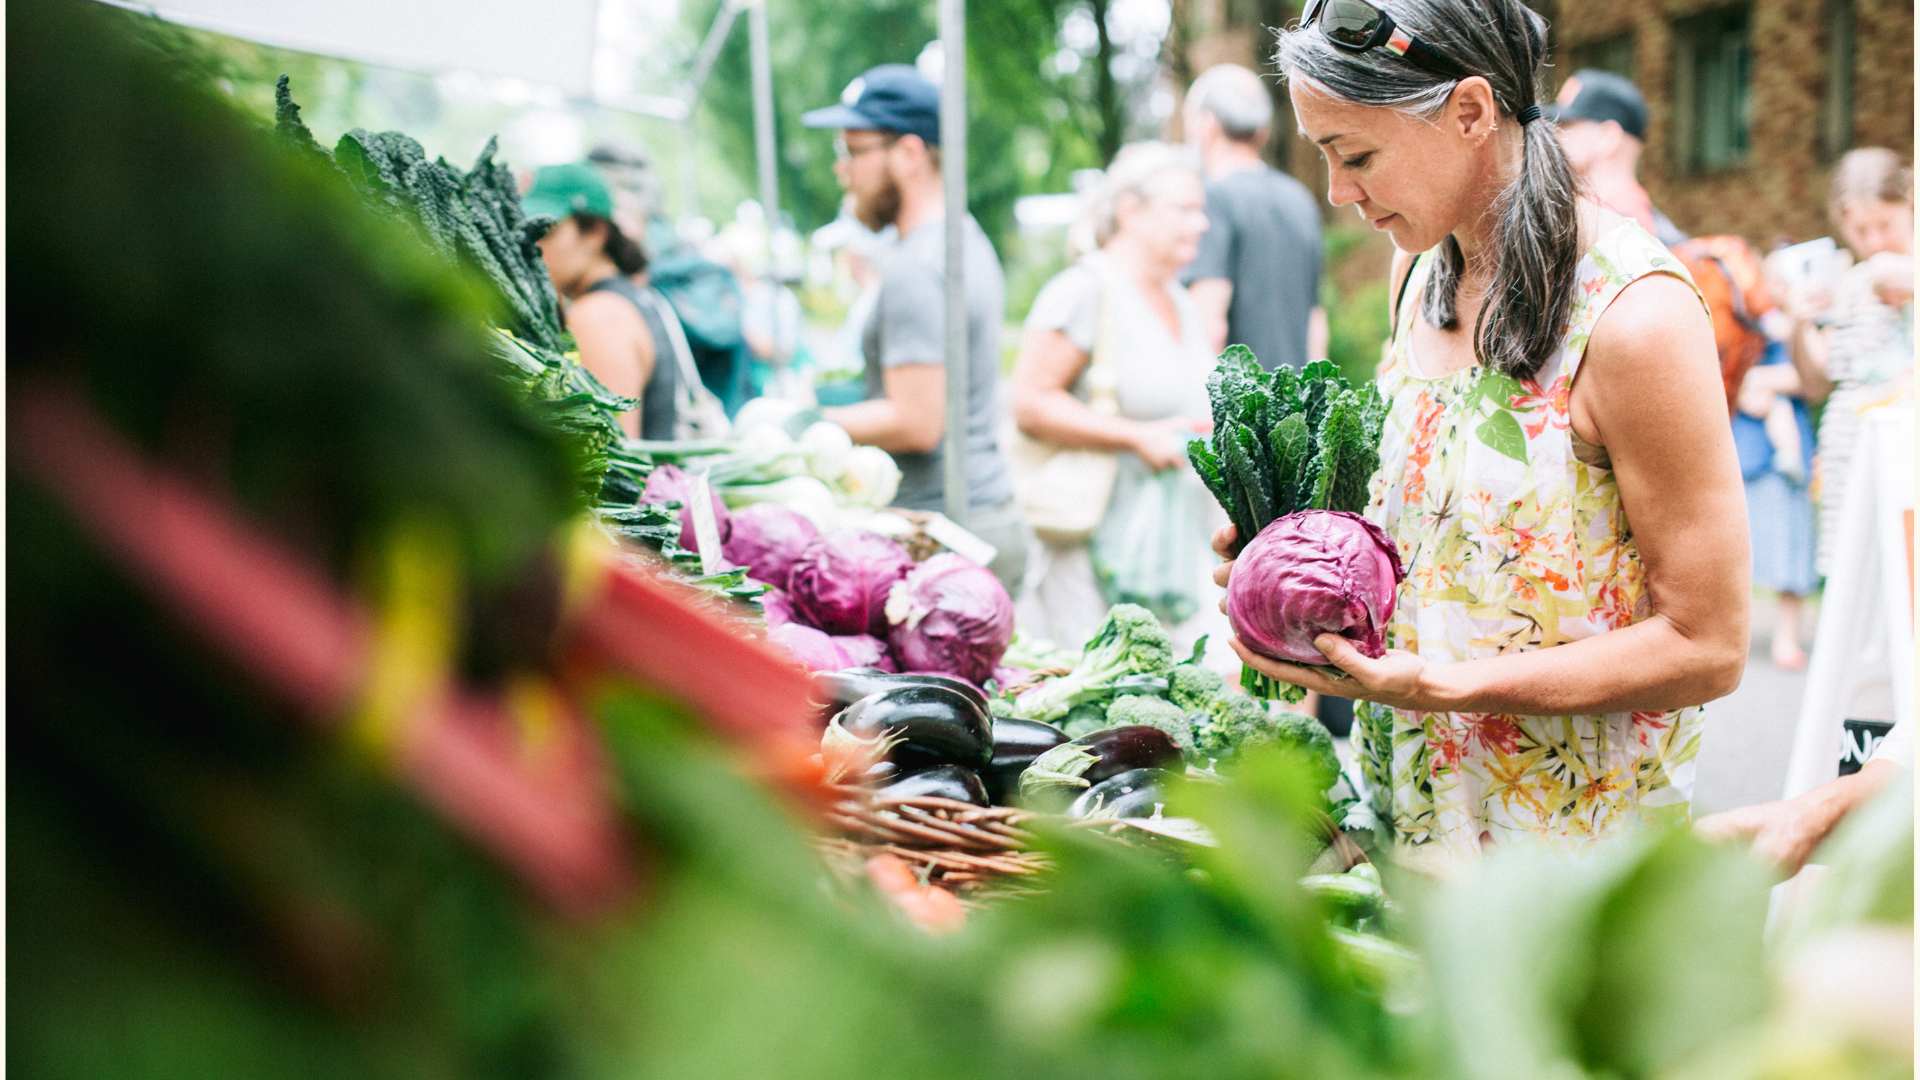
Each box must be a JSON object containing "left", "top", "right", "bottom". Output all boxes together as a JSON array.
[
  {"left": 1190, "top": 692, "right": 1271, "bottom": 761},
  {"left": 1011, "top": 604, "right": 1175, "bottom": 722},
  {"left": 1197, "top": 704, "right": 1340, "bottom": 795},
  {"left": 1104, "top": 694, "right": 1193, "bottom": 751},
  {"left": 1060, "top": 700, "right": 1112, "bottom": 739},
  {"left": 1168, "top": 664, "right": 1226, "bottom": 713},
  {"left": 1262, "top": 711, "right": 1341, "bottom": 795}
]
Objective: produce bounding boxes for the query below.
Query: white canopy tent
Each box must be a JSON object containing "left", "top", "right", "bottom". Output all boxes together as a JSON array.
[
  {"left": 102, "top": 0, "right": 611, "bottom": 102},
  {"left": 102, "top": 0, "right": 975, "bottom": 526}
]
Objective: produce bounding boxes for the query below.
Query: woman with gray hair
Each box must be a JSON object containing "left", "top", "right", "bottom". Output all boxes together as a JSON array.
[
  {"left": 1010, "top": 141, "right": 1221, "bottom": 651},
  {"left": 1213, "top": 0, "right": 1750, "bottom": 851}
]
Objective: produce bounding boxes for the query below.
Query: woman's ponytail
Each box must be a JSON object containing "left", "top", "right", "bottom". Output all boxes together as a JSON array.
[{"left": 1474, "top": 115, "right": 1580, "bottom": 380}]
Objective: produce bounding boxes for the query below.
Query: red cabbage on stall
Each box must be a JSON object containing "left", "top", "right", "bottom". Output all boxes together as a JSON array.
[
  {"left": 768, "top": 623, "right": 897, "bottom": 674},
  {"left": 832, "top": 633, "right": 897, "bottom": 673},
  {"left": 884, "top": 553, "right": 1014, "bottom": 686},
  {"left": 787, "top": 530, "right": 914, "bottom": 636},
  {"left": 722, "top": 503, "right": 820, "bottom": 589},
  {"left": 760, "top": 589, "right": 797, "bottom": 627},
  {"left": 767, "top": 622, "right": 850, "bottom": 672}
]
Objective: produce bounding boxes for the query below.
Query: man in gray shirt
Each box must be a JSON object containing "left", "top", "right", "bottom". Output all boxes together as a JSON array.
[
  {"left": 804, "top": 64, "right": 1027, "bottom": 588},
  {"left": 1182, "top": 64, "right": 1327, "bottom": 373}
]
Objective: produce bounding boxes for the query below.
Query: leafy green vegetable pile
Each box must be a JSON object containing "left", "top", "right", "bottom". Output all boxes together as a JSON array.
[
  {"left": 272, "top": 81, "right": 769, "bottom": 606},
  {"left": 1188, "top": 346, "right": 1389, "bottom": 544},
  {"left": 273, "top": 79, "right": 646, "bottom": 512},
  {"left": 1187, "top": 346, "right": 1389, "bottom": 698},
  {"left": 1004, "top": 605, "right": 1344, "bottom": 806}
]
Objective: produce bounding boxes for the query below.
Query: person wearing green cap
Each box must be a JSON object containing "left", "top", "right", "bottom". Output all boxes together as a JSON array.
[{"left": 524, "top": 161, "right": 679, "bottom": 440}]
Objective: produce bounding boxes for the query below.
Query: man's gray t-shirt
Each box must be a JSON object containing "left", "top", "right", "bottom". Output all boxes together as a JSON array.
[
  {"left": 1184, "top": 165, "right": 1323, "bottom": 372},
  {"left": 861, "top": 213, "right": 1013, "bottom": 512}
]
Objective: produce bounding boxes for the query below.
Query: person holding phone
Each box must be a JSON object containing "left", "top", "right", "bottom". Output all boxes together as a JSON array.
[{"left": 1779, "top": 148, "right": 1914, "bottom": 578}]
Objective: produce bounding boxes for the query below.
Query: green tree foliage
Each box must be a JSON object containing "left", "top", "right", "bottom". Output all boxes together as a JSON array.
[{"left": 682, "top": 0, "right": 1118, "bottom": 252}]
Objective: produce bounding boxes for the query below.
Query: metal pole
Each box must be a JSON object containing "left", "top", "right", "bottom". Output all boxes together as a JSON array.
[
  {"left": 749, "top": 0, "right": 782, "bottom": 390},
  {"left": 685, "top": 0, "right": 745, "bottom": 103},
  {"left": 676, "top": 0, "right": 745, "bottom": 222},
  {"left": 939, "top": 0, "right": 968, "bottom": 526},
  {"left": 679, "top": 117, "right": 696, "bottom": 218}
]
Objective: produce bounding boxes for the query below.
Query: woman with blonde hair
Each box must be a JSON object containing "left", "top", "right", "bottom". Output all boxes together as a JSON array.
[{"left": 1010, "top": 142, "right": 1220, "bottom": 650}]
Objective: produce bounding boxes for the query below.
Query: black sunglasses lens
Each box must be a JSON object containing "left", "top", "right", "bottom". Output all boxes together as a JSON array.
[{"left": 1319, "top": 0, "right": 1384, "bottom": 48}]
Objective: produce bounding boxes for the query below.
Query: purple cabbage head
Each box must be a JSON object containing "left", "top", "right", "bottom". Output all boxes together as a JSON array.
[
  {"left": 787, "top": 530, "right": 915, "bottom": 635},
  {"left": 640, "top": 464, "right": 731, "bottom": 556},
  {"left": 767, "top": 623, "right": 851, "bottom": 673},
  {"left": 884, "top": 553, "right": 1015, "bottom": 685},
  {"left": 723, "top": 503, "right": 821, "bottom": 589},
  {"left": 768, "top": 623, "right": 896, "bottom": 674},
  {"left": 832, "top": 633, "right": 897, "bottom": 673},
  {"left": 760, "top": 589, "right": 797, "bottom": 627},
  {"left": 1226, "top": 510, "right": 1405, "bottom": 665}
]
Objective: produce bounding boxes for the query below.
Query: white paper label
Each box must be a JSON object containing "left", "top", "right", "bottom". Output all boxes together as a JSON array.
[
  {"left": 920, "top": 512, "right": 997, "bottom": 568},
  {"left": 687, "top": 471, "right": 726, "bottom": 577}
]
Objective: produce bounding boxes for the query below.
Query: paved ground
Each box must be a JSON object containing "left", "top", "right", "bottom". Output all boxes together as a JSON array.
[{"left": 1692, "top": 613, "right": 1815, "bottom": 816}]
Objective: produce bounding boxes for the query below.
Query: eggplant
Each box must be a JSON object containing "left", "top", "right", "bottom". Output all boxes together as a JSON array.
[
  {"left": 1018, "top": 725, "right": 1182, "bottom": 810},
  {"left": 983, "top": 717, "right": 1069, "bottom": 805},
  {"left": 834, "top": 685, "right": 993, "bottom": 770},
  {"left": 876, "top": 764, "right": 990, "bottom": 806},
  {"left": 812, "top": 668, "right": 990, "bottom": 715},
  {"left": 1067, "top": 767, "right": 1173, "bottom": 820}
]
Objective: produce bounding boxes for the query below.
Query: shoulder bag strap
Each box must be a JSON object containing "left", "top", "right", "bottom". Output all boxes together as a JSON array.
[{"left": 1084, "top": 262, "right": 1121, "bottom": 416}]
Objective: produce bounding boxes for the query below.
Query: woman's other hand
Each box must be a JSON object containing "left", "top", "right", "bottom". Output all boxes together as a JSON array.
[
  {"left": 1130, "top": 417, "right": 1197, "bottom": 471},
  {"left": 1695, "top": 799, "right": 1829, "bottom": 879}
]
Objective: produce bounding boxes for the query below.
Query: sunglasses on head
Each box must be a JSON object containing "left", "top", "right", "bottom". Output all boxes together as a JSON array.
[{"left": 1303, "top": 0, "right": 1470, "bottom": 80}]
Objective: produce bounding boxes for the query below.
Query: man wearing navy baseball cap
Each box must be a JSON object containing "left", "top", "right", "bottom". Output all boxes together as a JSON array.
[
  {"left": 803, "top": 64, "right": 1028, "bottom": 589},
  {"left": 1550, "top": 69, "right": 1687, "bottom": 246}
]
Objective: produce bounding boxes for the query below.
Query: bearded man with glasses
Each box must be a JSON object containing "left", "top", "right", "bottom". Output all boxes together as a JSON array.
[{"left": 803, "top": 64, "right": 1029, "bottom": 590}]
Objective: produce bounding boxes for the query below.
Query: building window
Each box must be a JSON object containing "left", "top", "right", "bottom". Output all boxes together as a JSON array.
[
  {"left": 1820, "top": 0, "right": 1855, "bottom": 160},
  {"left": 1570, "top": 33, "right": 1636, "bottom": 83},
  {"left": 1672, "top": 7, "right": 1752, "bottom": 174}
]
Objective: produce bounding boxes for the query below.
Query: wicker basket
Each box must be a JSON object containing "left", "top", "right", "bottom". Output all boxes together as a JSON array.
[
  {"left": 823, "top": 783, "right": 1368, "bottom": 895},
  {"left": 822, "top": 787, "right": 1050, "bottom": 892}
]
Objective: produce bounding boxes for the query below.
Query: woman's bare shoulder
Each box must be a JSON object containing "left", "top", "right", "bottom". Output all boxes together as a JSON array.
[{"left": 568, "top": 289, "right": 647, "bottom": 331}]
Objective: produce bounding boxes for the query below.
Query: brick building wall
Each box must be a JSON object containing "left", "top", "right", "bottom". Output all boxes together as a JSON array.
[
  {"left": 1176, "top": 1, "right": 1913, "bottom": 244},
  {"left": 1546, "top": 0, "right": 1913, "bottom": 243}
]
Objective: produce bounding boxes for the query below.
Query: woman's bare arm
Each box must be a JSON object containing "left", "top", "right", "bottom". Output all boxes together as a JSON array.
[
  {"left": 1229, "top": 273, "right": 1751, "bottom": 714},
  {"left": 1011, "top": 326, "right": 1185, "bottom": 468}
]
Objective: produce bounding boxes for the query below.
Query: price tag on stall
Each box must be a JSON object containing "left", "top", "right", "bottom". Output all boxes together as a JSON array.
[
  {"left": 920, "top": 512, "right": 997, "bottom": 569},
  {"left": 686, "top": 471, "right": 726, "bottom": 577}
]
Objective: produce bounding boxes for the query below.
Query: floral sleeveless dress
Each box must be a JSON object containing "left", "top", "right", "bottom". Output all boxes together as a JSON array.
[{"left": 1356, "top": 217, "right": 1709, "bottom": 852}]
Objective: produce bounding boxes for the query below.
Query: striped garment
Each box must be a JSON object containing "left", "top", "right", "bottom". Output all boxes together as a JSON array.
[{"left": 1814, "top": 270, "right": 1913, "bottom": 577}]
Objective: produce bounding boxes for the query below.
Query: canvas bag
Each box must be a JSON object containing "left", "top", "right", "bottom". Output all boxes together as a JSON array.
[{"left": 1005, "top": 266, "right": 1120, "bottom": 543}]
